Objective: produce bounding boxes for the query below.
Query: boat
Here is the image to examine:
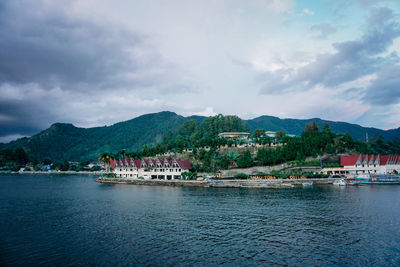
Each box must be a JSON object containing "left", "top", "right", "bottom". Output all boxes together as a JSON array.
[
  {"left": 333, "top": 179, "right": 346, "bottom": 186},
  {"left": 350, "top": 174, "right": 400, "bottom": 185},
  {"left": 302, "top": 182, "right": 313, "bottom": 187}
]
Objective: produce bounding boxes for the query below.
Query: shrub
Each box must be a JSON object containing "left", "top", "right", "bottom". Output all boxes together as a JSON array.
[{"left": 234, "top": 173, "right": 249, "bottom": 179}]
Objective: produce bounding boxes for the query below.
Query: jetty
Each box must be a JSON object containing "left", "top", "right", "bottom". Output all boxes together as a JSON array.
[{"left": 96, "top": 177, "right": 339, "bottom": 188}]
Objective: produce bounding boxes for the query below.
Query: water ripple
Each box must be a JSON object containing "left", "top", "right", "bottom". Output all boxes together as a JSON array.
[{"left": 1, "top": 174, "right": 400, "bottom": 266}]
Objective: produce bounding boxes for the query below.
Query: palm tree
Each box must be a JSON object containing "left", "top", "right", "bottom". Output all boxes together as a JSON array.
[
  {"left": 118, "top": 149, "right": 127, "bottom": 159},
  {"left": 99, "top": 152, "right": 112, "bottom": 172}
]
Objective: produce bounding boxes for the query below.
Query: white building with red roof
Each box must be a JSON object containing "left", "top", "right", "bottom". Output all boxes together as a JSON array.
[
  {"left": 110, "top": 157, "right": 191, "bottom": 180},
  {"left": 323, "top": 154, "right": 400, "bottom": 175}
]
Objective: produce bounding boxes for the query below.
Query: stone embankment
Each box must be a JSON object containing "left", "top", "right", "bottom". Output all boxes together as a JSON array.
[
  {"left": 97, "top": 178, "right": 207, "bottom": 187},
  {"left": 97, "top": 177, "right": 339, "bottom": 188}
]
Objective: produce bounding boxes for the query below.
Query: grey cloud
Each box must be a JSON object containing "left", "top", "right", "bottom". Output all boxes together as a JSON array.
[
  {"left": 362, "top": 65, "right": 400, "bottom": 105},
  {"left": 260, "top": 8, "right": 400, "bottom": 104},
  {"left": 0, "top": 0, "right": 196, "bottom": 140},
  {"left": 367, "top": 7, "right": 394, "bottom": 26},
  {"left": 0, "top": 99, "right": 52, "bottom": 137},
  {"left": 0, "top": 1, "right": 145, "bottom": 89},
  {"left": 310, "top": 23, "right": 337, "bottom": 39}
]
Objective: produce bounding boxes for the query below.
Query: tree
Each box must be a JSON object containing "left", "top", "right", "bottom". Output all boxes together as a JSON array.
[
  {"left": 59, "top": 159, "right": 70, "bottom": 171},
  {"left": 14, "top": 147, "right": 29, "bottom": 165},
  {"left": 219, "top": 154, "right": 230, "bottom": 169},
  {"left": 254, "top": 129, "right": 265, "bottom": 139},
  {"left": 234, "top": 173, "right": 249, "bottom": 179},
  {"left": 237, "top": 150, "right": 253, "bottom": 168},
  {"left": 181, "top": 171, "right": 197, "bottom": 180},
  {"left": 305, "top": 121, "right": 319, "bottom": 132},
  {"left": 99, "top": 152, "right": 112, "bottom": 172},
  {"left": 275, "top": 130, "right": 286, "bottom": 141}
]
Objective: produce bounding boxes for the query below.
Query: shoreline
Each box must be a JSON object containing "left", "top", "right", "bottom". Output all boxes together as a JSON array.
[
  {"left": 1, "top": 171, "right": 103, "bottom": 175},
  {"left": 96, "top": 177, "right": 339, "bottom": 188}
]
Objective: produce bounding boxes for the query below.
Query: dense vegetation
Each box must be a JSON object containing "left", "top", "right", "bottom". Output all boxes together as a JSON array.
[
  {"left": 0, "top": 147, "right": 29, "bottom": 171},
  {"left": 1, "top": 111, "right": 198, "bottom": 161},
  {"left": 248, "top": 115, "right": 400, "bottom": 141},
  {"left": 1, "top": 113, "right": 399, "bottom": 173},
  {"left": 99, "top": 117, "right": 400, "bottom": 173},
  {"left": 0, "top": 111, "right": 399, "bottom": 162}
]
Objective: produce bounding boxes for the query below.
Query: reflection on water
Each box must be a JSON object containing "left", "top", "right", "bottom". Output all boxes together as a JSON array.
[{"left": 1, "top": 174, "right": 400, "bottom": 266}]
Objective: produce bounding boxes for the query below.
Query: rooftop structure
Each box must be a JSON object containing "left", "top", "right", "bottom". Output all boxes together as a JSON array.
[
  {"left": 264, "top": 131, "right": 276, "bottom": 138},
  {"left": 218, "top": 132, "right": 250, "bottom": 139}
]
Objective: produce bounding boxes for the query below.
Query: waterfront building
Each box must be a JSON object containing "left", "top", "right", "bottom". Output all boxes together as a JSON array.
[
  {"left": 323, "top": 154, "right": 400, "bottom": 175},
  {"left": 110, "top": 158, "right": 191, "bottom": 180}
]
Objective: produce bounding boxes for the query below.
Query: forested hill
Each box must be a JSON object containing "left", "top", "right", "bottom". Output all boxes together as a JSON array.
[
  {"left": 2, "top": 111, "right": 191, "bottom": 161},
  {"left": 247, "top": 116, "right": 400, "bottom": 141},
  {"left": 1, "top": 111, "right": 399, "bottom": 161}
]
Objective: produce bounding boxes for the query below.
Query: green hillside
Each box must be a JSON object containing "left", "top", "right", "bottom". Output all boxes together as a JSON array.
[
  {"left": 3, "top": 111, "right": 189, "bottom": 161},
  {"left": 246, "top": 116, "right": 400, "bottom": 141},
  {"left": 1, "top": 111, "right": 399, "bottom": 161}
]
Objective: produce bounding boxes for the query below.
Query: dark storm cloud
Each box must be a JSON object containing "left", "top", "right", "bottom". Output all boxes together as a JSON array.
[
  {"left": 0, "top": 100, "right": 45, "bottom": 137},
  {"left": 260, "top": 7, "right": 400, "bottom": 107},
  {"left": 0, "top": 0, "right": 186, "bottom": 140},
  {"left": 0, "top": 1, "right": 145, "bottom": 89}
]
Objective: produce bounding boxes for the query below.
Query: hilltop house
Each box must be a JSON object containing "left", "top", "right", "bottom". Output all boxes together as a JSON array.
[
  {"left": 323, "top": 154, "right": 400, "bottom": 175},
  {"left": 218, "top": 132, "right": 250, "bottom": 140},
  {"left": 110, "top": 158, "right": 191, "bottom": 180}
]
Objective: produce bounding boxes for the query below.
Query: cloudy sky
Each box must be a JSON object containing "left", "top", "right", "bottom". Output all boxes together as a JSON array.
[{"left": 1, "top": 0, "right": 400, "bottom": 142}]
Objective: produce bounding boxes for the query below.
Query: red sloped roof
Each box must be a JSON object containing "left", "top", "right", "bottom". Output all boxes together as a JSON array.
[
  {"left": 166, "top": 159, "right": 173, "bottom": 167},
  {"left": 361, "top": 155, "right": 367, "bottom": 163},
  {"left": 176, "top": 159, "right": 191, "bottom": 170},
  {"left": 111, "top": 157, "right": 191, "bottom": 170},
  {"left": 340, "top": 155, "right": 359, "bottom": 166},
  {"left": 380, "top": 155, "right": 390, "bottom": 165},
  {"left": 134, "top": 159, "right": 141, "bottom": 168}
]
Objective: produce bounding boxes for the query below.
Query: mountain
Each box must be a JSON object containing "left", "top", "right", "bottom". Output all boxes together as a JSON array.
[
  {"left": 1, "top": 111, "right": 399, "bottom": 161},
  {"left": 2, "top": 111, "right": 191, "bottom": 161},
  {"left": 246, "top": 115, "right": 400, "bottom": 141}
]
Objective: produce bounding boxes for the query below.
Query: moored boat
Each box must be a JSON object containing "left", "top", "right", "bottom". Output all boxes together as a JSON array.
[
  {"left": 302, "top": 182, "right": 313, "bottom": 187},
  {"left": 333, "top": 179, "right": 346, "bottom": 186},
  {"left": 351, "top": 174, "right": 400, "bottom": 185}
]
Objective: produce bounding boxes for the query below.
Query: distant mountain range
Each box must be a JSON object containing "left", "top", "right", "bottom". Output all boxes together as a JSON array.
[{"left": 1, "top": 111, "right": 399, "bottom": 161}]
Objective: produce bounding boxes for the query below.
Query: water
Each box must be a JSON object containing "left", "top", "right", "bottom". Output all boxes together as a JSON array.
[{"left": 1, "top": 174, "right": 400, "bottom": 266}]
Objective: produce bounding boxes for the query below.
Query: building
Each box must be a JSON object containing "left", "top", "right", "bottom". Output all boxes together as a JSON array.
[
  {"left": 323, "top": 154, "right": 400, "bottom": 175},
  {"left": 110, "top": 158, "right": 191, "bottom": 180},
  {"left": 264, "top": 131, "right": 277, "bottom": 138},
  {"left": 218, "top": 132, "right": 250, "bottom": 139}
]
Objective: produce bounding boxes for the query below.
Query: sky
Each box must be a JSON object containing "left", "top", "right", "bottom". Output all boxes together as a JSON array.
[{"left": 1, "top": 0, "right": 400, "bottom": 143}]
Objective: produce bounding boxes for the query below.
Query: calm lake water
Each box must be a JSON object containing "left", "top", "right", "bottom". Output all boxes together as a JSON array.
[{"left": 1, "top": 174, "right": 400, "bottom": 266}]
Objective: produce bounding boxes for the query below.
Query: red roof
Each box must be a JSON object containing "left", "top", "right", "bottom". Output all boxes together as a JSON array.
[
  {"left": 340, "top": 155, "right": 359, "bottom": 166},
  {"left": 110, "top": 158, "right": 191, "bottom": 169},
  {"left": 340, "top": 154, "right": 400, "bottom": 166},
  {"left": 176, "top": 159, "right": 191, "bottom": 170}
]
